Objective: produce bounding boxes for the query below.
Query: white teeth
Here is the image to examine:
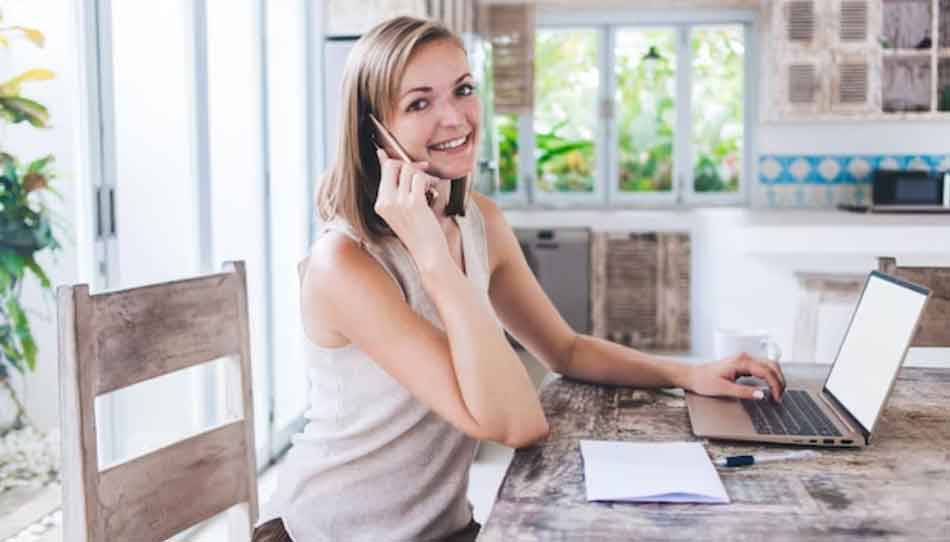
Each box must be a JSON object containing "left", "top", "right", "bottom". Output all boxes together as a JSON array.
[{"left": 431, "top": 135, "right": 467, "bottom": 151}]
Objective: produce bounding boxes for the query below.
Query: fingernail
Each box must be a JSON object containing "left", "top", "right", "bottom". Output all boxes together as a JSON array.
[{"left": 753, "top": 390, "right": 765, "bottom": 400}]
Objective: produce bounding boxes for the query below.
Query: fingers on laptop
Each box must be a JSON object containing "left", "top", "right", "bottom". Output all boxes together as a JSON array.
[
  {"left": 721, "top": 380, "right": 768, "bottom": 401},
  {"left": 736, "top": 354, "right": 785, "bottom": 401}
]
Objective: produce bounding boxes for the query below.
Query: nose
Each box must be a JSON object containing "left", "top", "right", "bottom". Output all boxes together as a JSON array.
[{"left": 436, "top": 99, "right": 466, "bottom": 129}]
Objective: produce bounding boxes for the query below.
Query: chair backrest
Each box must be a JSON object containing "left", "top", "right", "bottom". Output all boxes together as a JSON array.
[
  {"left": 57, "top": 261, "right": 258, "bottom": 542},
  {"left": 878, "top": 257, "right": 950, "bottom": 347},
  {"left": 792, "top": 271, "right": 865, "bottom": 363}
]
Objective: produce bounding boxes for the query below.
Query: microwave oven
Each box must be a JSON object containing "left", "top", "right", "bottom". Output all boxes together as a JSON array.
[{"left": 872, "top": 169, "right": 950, "bottom": 212}]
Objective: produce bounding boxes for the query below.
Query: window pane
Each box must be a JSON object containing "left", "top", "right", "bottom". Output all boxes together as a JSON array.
[
  {"left": 692, "top": 25, "right": 744, "bottom": 193},
  {"left": 534, "top": 29, "right": 598, "bottom": 193},
  {"left": 103, "top": 0, "right": 203, "bottom": 467},
  {"left": 495, "top": 113, "right": 519, "bottom": 192},
  {"left": 265, "top": 0, "right": 310, "bottom": 439},
  {"left": 615, "top": 29, "right": 677, "bottom": 193}
]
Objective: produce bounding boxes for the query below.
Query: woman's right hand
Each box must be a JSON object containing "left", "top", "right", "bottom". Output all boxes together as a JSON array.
[{"left": 374, "top": 148, "right": 451, "bottom": 273}]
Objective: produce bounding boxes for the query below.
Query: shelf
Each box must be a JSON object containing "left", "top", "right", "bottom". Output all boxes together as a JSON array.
[
  {"left": 883, "top": 55, "right": 932, "bottom": 113},
  {"left": 882, "top": 0, "right": 932, "bottom": 50},
  {"left": 768, "top": 0, "right": 950, "bottom": 121},
  {"left": 881, "top": 49, "right": 934, "bottom": 57},
  {"left": 766, "top": 111, "right": 950, "bottom": 122}
]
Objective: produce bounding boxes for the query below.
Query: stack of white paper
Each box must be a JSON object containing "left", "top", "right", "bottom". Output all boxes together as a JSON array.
[{"left": 579, "top": 440, "right": 729, "bottom": 504}]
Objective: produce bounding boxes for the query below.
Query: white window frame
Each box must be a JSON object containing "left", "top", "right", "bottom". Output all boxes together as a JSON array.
[{"left": 499, "top": 7, "right": 757, "bottom": 209}]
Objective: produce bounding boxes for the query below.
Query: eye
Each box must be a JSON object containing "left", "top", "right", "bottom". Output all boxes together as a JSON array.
[
  {"left": 456, "top": 83, "right": 476, "bottom": 96},
  {"left": 407, "top": 98, "right": 429, "bottom": 112}
]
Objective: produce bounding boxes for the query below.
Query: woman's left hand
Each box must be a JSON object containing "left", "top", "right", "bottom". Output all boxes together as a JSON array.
[{"left": 684, "top": 353, "right": 786, "bottom": 402}]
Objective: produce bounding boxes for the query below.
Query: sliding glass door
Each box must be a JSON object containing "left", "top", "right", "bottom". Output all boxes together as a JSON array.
[
  {"left": 92, "top": 0, "right": 208, "bottom": 468},
  {"left": 83, "top": 0, "right": 316, "bottom": 470}
]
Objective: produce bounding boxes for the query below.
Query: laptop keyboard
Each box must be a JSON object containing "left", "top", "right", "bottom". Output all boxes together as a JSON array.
[{"left": 740, "top": 390, "right": 842, "bottom": 437}]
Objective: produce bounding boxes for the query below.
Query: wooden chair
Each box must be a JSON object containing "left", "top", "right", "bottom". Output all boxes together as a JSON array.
[
  {"left": 57, "top": 261, "right": 258, "bottom": 542},
  {"left": 792, "top": 272, "right": 865, "bottom": 363},
  {"left": 878, "top": 257, "right": 950, "bottom": 347}
]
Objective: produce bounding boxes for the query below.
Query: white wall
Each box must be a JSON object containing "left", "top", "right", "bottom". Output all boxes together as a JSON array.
[
  {"left": 1, "top": 0, "right": 87, "bottom": 432},
  {"left": 505, "top": 209, "right": 950, "bottom": 366},
  {"left": 758, "top": 122, "right": 950, "bottom": 156}
]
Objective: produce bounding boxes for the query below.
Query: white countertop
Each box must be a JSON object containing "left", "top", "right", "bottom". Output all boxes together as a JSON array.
[{"left": 502, "top": 207, "right": 950, "bottom": 230}]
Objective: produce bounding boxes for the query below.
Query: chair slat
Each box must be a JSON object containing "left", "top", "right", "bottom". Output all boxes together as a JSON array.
[
  {"left": 98, "top": 420, "right": 250, "bottom": 542},
  {"left": 94, "top": 272, "right": 242, "bottom": 395},
  {"left": 915, "top": 295, "right": 950, "bottom": 347},
  {"left": 879, "top": 258, "right": 950, "bottom": 347}
]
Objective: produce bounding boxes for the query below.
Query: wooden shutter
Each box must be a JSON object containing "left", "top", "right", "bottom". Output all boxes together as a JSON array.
[
  {"left": 837, "top": 62, "right": 868, "bottom": 104},
  {"left": 788, "top": 63, "right": 818, "bottom": 104},
  {"left": 481, "top": 3, "right": 535, "bottom": 114},
  {"left": 786, "top": 1, "right": 816, "bottom": 43},
  {"left": 591, "top": 232, "right": 690, "bottom": 352},
  {"left": 426, "top": 0, "right": 475, "bottom": 35},
  {"left": 839, "top": 1, "right": 868, "bottom": 42},
  {"left": 943, "top": 0, "right": 950, "bottom": 48}
]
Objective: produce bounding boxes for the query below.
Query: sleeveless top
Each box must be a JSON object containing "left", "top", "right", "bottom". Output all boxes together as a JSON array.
[{"left": 258, "top": 199, "right": 491, "bottom": 541}]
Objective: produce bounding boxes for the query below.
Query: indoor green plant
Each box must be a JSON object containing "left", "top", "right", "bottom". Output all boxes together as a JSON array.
[{"left": 0, "top": 12, "right": 59, "bottom": 434}]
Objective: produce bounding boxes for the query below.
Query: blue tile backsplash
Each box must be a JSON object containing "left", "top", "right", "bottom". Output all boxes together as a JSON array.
[{"left": 758, "top": 154, "right": 950, "bottom": 208}]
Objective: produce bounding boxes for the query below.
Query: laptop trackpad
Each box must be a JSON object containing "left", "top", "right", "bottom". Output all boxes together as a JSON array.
[{"left": 686, "top": 393, "right": 756, "bottom": 438}]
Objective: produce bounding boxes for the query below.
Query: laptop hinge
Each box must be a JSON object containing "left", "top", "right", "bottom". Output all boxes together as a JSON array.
[{"left": 819, "top": 390, "right": 869, "bottom": 444}]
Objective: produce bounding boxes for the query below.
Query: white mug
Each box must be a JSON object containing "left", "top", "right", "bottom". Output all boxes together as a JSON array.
[{"left": 714, "top": 329, "right": 782, "bottom": 362}]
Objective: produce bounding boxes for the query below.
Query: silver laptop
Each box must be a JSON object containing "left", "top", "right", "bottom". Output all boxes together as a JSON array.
[{"left": 686, "top": 271, "right": 930, "bottom": 448}]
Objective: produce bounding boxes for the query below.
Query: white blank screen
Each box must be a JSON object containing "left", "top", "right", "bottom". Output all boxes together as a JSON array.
[{"left": 825, "top": 274, "right": 928, "bottom": 432}]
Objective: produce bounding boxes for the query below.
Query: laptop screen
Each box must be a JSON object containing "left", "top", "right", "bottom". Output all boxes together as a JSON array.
[{"left": 824, "top": 272, "right": 929, "bottom": 433}]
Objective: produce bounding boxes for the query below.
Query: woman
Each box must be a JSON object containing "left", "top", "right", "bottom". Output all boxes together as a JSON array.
[{"left": 255, "top": 15, "right": 785, "bottom": 542}]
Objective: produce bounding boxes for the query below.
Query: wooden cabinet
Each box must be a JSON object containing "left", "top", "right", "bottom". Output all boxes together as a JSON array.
[{"left": 767, "top": 0, "right": 950, "bottom": 119}]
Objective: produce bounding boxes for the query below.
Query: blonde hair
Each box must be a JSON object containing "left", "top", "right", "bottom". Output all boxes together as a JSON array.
[{"left": 316, "top": 16, "right": 471, "bottom": 242}]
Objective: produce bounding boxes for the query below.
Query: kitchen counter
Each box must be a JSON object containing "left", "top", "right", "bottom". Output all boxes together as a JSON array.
[{"left": 502, "top": 207, "right": 950, "bottom": 361}]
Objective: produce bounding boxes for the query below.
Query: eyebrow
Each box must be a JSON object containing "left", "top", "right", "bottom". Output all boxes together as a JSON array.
[{"left": 400, "top": 73, "right": 473, "bottom": 99}]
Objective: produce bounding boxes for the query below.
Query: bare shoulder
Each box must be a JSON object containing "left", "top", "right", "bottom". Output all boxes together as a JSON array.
[
  {"left": 469, "top": 191, "right": 506, "bottom": 231},
  {"left": 302, "top": 231, "right": 402, "bottom": 346}
]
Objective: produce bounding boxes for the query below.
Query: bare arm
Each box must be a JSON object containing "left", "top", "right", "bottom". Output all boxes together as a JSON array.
[
  {"left": 477, "top": 192, "right": 785, "bottom": 400},
  {"left": 419, "top": 256, "right": 548, "bottom": 447},
  {"left": 305, "top": 155, "right": 547, "bottom": 448}
]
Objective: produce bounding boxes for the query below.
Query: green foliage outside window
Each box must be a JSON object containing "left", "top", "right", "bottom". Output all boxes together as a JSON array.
[
  {"left": 616, "top": 30, "right": 676, "bottom": 192},
  {"left": 495, "top": 113, "right": 518, "bottom": 192},
  {"left": 0, "top": 15, "right": 62, "bottom": 432},
  {"left": 691, "top": 27, "right": 744, "bottom": 193},
  {"left": 533, "top": 30, "right": 597, "bottom": 193},
  {"left": 493, "top": 26, "right": 744, "bottom": 196}
]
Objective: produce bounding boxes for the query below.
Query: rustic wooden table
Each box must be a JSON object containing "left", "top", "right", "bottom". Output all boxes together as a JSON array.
[{"left": 478, "top": 364, "right": 950, "bottom": 541}]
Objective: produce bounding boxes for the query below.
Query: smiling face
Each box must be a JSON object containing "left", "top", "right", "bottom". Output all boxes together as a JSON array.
[{"left": 386, "top": 39, "right": 480, "bottom": 183}]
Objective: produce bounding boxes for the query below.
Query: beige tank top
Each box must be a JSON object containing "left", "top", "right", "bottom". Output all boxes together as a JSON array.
[{"left": 258, "top": 199, "right": 490, "bottom": 541}]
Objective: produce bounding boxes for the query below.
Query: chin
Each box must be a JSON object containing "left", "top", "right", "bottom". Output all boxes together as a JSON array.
[{"left": 437, "top": 150, "right": 477, "bottom": 178}]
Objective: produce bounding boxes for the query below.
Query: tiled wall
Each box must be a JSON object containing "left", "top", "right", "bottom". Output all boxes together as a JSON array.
[{"left": 758, "top": 154, "right": 950, "bottom": 208}]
